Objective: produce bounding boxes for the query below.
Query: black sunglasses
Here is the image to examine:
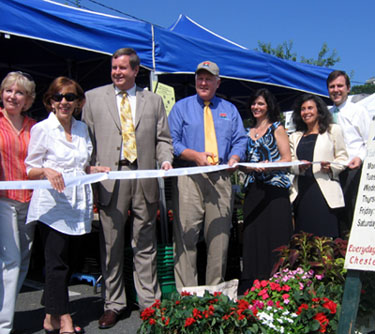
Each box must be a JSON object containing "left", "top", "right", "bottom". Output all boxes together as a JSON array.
[{"left": 52, "top": 93, "right": 78, "bottom": 102}]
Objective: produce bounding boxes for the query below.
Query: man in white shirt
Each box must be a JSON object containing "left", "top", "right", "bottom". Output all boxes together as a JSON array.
[{"left": 327, "top": 70, "right": 371, "bottom": 234}]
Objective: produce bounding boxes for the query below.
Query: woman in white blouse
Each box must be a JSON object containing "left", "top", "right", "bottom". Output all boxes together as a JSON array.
[{"left": 25, "top": 77, "right": 109, "bottom": 334}]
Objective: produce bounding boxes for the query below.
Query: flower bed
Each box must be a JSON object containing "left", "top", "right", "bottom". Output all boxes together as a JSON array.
[
  {"left": 138, "top": 267, "right": 340, "bottom": 333},
  {"left": 138, "top": 233, "right": 375, "bottom": 333}
]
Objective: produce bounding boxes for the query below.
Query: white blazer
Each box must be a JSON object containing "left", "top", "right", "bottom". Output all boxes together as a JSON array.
[{"left": 289, "top": 124, "right": 348, "bottom": 209}]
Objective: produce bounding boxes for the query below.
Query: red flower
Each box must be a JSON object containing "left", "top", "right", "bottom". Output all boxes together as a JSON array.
[
  {"left": 282, "top": 293, "right": 290, "bottom": 300},
  {"left": 260, "top": 280, "right": 268, "bottom": 287},
  {"left": 181, "top": 291, "right": 192, "bottom": 296},
  {"left": 282, "top": 285, "right": 291, "bottom": 292},
  {"left": 253, "top": 280, "right": 261, "bottom": 289},
  {"left": 164, "top": 318, "right": 170, "bottom": 325},
  {"left": 184, "top": 317, "right": 196, "bottom": 327},
  {"left": 149, "top": 318, "right": 156, "bottom": 325},
  {"left": 140, "top": 307, "right": 155, "bottom": 320},
  {"left": 322, "top": 299, "right": 337, "bottom": 314},
  {"left": 204, "top": 305, "right": 215, "bottom": 317},
  {"left": 237, "top": 299, "right": 250, "bottom": 311},
  {"left": 296, "top": 303, "right": 309, "bottom": 315},
  {"left": 193, "top": 308, "right": 202, "bottom": 319},
  {"left": 270, "top": 282, "right": 282, "bottom": 291},
  {"left": 314, "top": 312, "right": 329, "bottom": 333},
  {"left": 258, "top": 288, "right": 268, "bottom": 297},
  {"left": 152, "top": 300, "right": 161, "bottom": 308},
  {"left": 275, "top": 301, "right": 283, "bottom": 309},
  {"left": 175, "top": 300, "right": 180, "bottom": 305}
]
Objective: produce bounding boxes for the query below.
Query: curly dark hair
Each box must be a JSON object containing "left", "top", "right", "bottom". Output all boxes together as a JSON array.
[
  {"left": 292, "top": 94, "right": 332, "bottom": 134},
  {"left": 247, "top": 88, "right": 280, "bottom": 126}
]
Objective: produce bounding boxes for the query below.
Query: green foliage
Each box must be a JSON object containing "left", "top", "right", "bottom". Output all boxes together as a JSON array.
[
  {"left": 256, "top": 41, "right": 297, "bottom": 62},
  {"left": 243, "top": 268, "right": 341, "bottom": 334},
  {"left": 271, "top": 232, "right": 348, "bottom": 285},
  {"left": 256, "top": 41, "right": 340, "bottom": 68},
  {"left": 138, "top": 291, "right": 259, "bottom": 334},
  {"left": 350, "top": 83, "right": 375, "bottom": 95}
]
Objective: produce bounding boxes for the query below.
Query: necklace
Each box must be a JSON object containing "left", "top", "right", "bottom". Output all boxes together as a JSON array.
[{"left": 253, "top": 122, "right": 270, "bottom": 139}]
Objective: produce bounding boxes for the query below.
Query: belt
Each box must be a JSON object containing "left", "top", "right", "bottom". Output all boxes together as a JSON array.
[{"left": 119, "top": 159, "right": 137, "bottom": 167}]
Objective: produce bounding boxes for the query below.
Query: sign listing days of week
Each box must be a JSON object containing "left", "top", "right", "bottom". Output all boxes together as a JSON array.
[{"left": 345, "top": 120, "right": 375, "bottom": 271}]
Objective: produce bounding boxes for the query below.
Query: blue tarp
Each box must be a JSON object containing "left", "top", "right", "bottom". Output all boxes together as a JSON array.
[{"left": 0, "top": 0, "right": 333, "bottom": 101}]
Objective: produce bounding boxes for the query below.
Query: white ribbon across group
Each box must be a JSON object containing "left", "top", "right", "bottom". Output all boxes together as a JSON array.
[{"left": 0, "top": 161, "right": 346, "bottom": 190}]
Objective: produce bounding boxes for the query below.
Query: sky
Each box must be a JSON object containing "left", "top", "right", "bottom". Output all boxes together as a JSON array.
[{"left": 54, "top": 0, "right": 375, "bottom": 86}]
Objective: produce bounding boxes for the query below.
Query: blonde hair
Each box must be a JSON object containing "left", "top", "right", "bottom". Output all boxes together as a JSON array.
[{"left": 0, "top": 71, "right": 36, "bottom": 111}]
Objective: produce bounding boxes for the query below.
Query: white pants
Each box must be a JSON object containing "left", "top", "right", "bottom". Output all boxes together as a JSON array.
[{"left": 0, "top": 198, "right": 35, "bottom": 334}]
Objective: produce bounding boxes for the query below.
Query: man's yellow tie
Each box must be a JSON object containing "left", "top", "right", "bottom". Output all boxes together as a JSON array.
[
  {"left": 120, "top": 92, "right": 137, "bottom": 162},
  {"left": 204, "top": 101, "right": 219, "bottom": 165}
]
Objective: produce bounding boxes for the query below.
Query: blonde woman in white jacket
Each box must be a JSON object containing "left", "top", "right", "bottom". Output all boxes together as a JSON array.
[{"left": 290, "top": 94, "right": 348, "bottom": 238}]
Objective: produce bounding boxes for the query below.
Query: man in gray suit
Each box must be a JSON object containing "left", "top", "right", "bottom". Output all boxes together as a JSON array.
[{"left": 82, "top": 48, "right": 173, "bottom": 329}]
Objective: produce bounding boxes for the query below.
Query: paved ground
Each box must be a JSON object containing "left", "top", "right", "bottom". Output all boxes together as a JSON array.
[{"left": 14, "top": 279, "right": 142, "bottom": 334}]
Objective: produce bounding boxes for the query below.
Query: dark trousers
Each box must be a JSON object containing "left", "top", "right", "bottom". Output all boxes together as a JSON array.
[
  {"left": 339, "top": 167, "right": 362, "bottom": 237},
  {"left": 39, "top": 222, "right": 71, "bottom": 315}
]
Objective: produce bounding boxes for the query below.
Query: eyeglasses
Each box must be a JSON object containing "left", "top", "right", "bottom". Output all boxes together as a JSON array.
[
  {"left": 16, "top": 71, "right": 35, "bottom": 82},
  {"left": 52, "top": 93, "right": 78, "bottom": 102}
]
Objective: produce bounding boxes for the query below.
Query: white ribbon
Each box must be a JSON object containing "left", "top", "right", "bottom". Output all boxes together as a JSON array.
[{"left": 0, "top": 161, "right": 346, "bottom": 190}]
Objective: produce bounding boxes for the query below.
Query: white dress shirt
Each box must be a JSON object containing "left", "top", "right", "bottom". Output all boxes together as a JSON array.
[
  {"left": 25, "top": 112, "right": 93, "bottom": 235},
  {"left": 330, "top": 100, "right": 370, "bottom": 161}
]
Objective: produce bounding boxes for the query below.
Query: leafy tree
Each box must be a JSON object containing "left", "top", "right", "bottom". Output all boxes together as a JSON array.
[
  {"left": 350, "top": 83, "right": 375, "bottom": 95},
  {"left": 256, "top": 41, "right": 340, "bottom": 68},
  {"left": 257, "top": 41, "right": 297, "bottom": 62}
]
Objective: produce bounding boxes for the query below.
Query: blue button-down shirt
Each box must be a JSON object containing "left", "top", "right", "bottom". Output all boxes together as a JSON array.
[{"left": 168, "top": 94, "right": 247, "bottom": 166}]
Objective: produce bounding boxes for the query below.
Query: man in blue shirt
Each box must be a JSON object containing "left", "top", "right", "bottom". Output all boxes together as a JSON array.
[{"left": 168, "top": 61, "right": 247, "bottom": 288}]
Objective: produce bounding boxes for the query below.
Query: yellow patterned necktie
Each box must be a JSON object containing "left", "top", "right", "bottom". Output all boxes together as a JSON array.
[
  {"left": 120, "top": 92, "right": 137, "bottom": 162},
  {"left": 204, "top": 101, "right": 219, "bottom": 165}
]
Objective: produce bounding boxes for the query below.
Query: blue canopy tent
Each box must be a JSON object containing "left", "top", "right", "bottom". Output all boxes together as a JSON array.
[
  {"left": 0, "top": 0, "right": 333, "bottom": 116},
  {"left": 168, "top": 14, "right": 248, "bottom": 50}
]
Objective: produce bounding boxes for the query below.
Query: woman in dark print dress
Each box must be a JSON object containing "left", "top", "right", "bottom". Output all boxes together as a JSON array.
[{"left": 238, "top": 88, "right": 293, "bottom": 295}]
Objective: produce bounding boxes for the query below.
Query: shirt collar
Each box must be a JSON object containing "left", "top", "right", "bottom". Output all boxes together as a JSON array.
[
  {"left": 196, "top": 94, "right": 218, "bottom": 107},
  {"left": 115, "top": 84, "right": 136, "bottom": 97},
  {"left": 47, "top": 111, "right": 76, "bottom": 129},
  {"left": 335, "top": 99, "right": 348, "bottom": 111}
]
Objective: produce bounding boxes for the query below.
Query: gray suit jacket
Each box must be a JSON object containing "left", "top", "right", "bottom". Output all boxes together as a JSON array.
[{"left": 82, "top": 84, "right": 173, "bottom": 206}]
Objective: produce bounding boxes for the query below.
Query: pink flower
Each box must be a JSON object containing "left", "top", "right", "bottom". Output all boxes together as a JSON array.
[{"left": 282, "top": 293, "right": 290, "bottom": 300}]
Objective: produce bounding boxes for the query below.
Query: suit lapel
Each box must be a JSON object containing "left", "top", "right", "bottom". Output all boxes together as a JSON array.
[
  {"left": 135, "top": 88, "right": 144, "bottom": 129},
  {"left": 104, "top": 85, "right": 121, "bottom": 131}
]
